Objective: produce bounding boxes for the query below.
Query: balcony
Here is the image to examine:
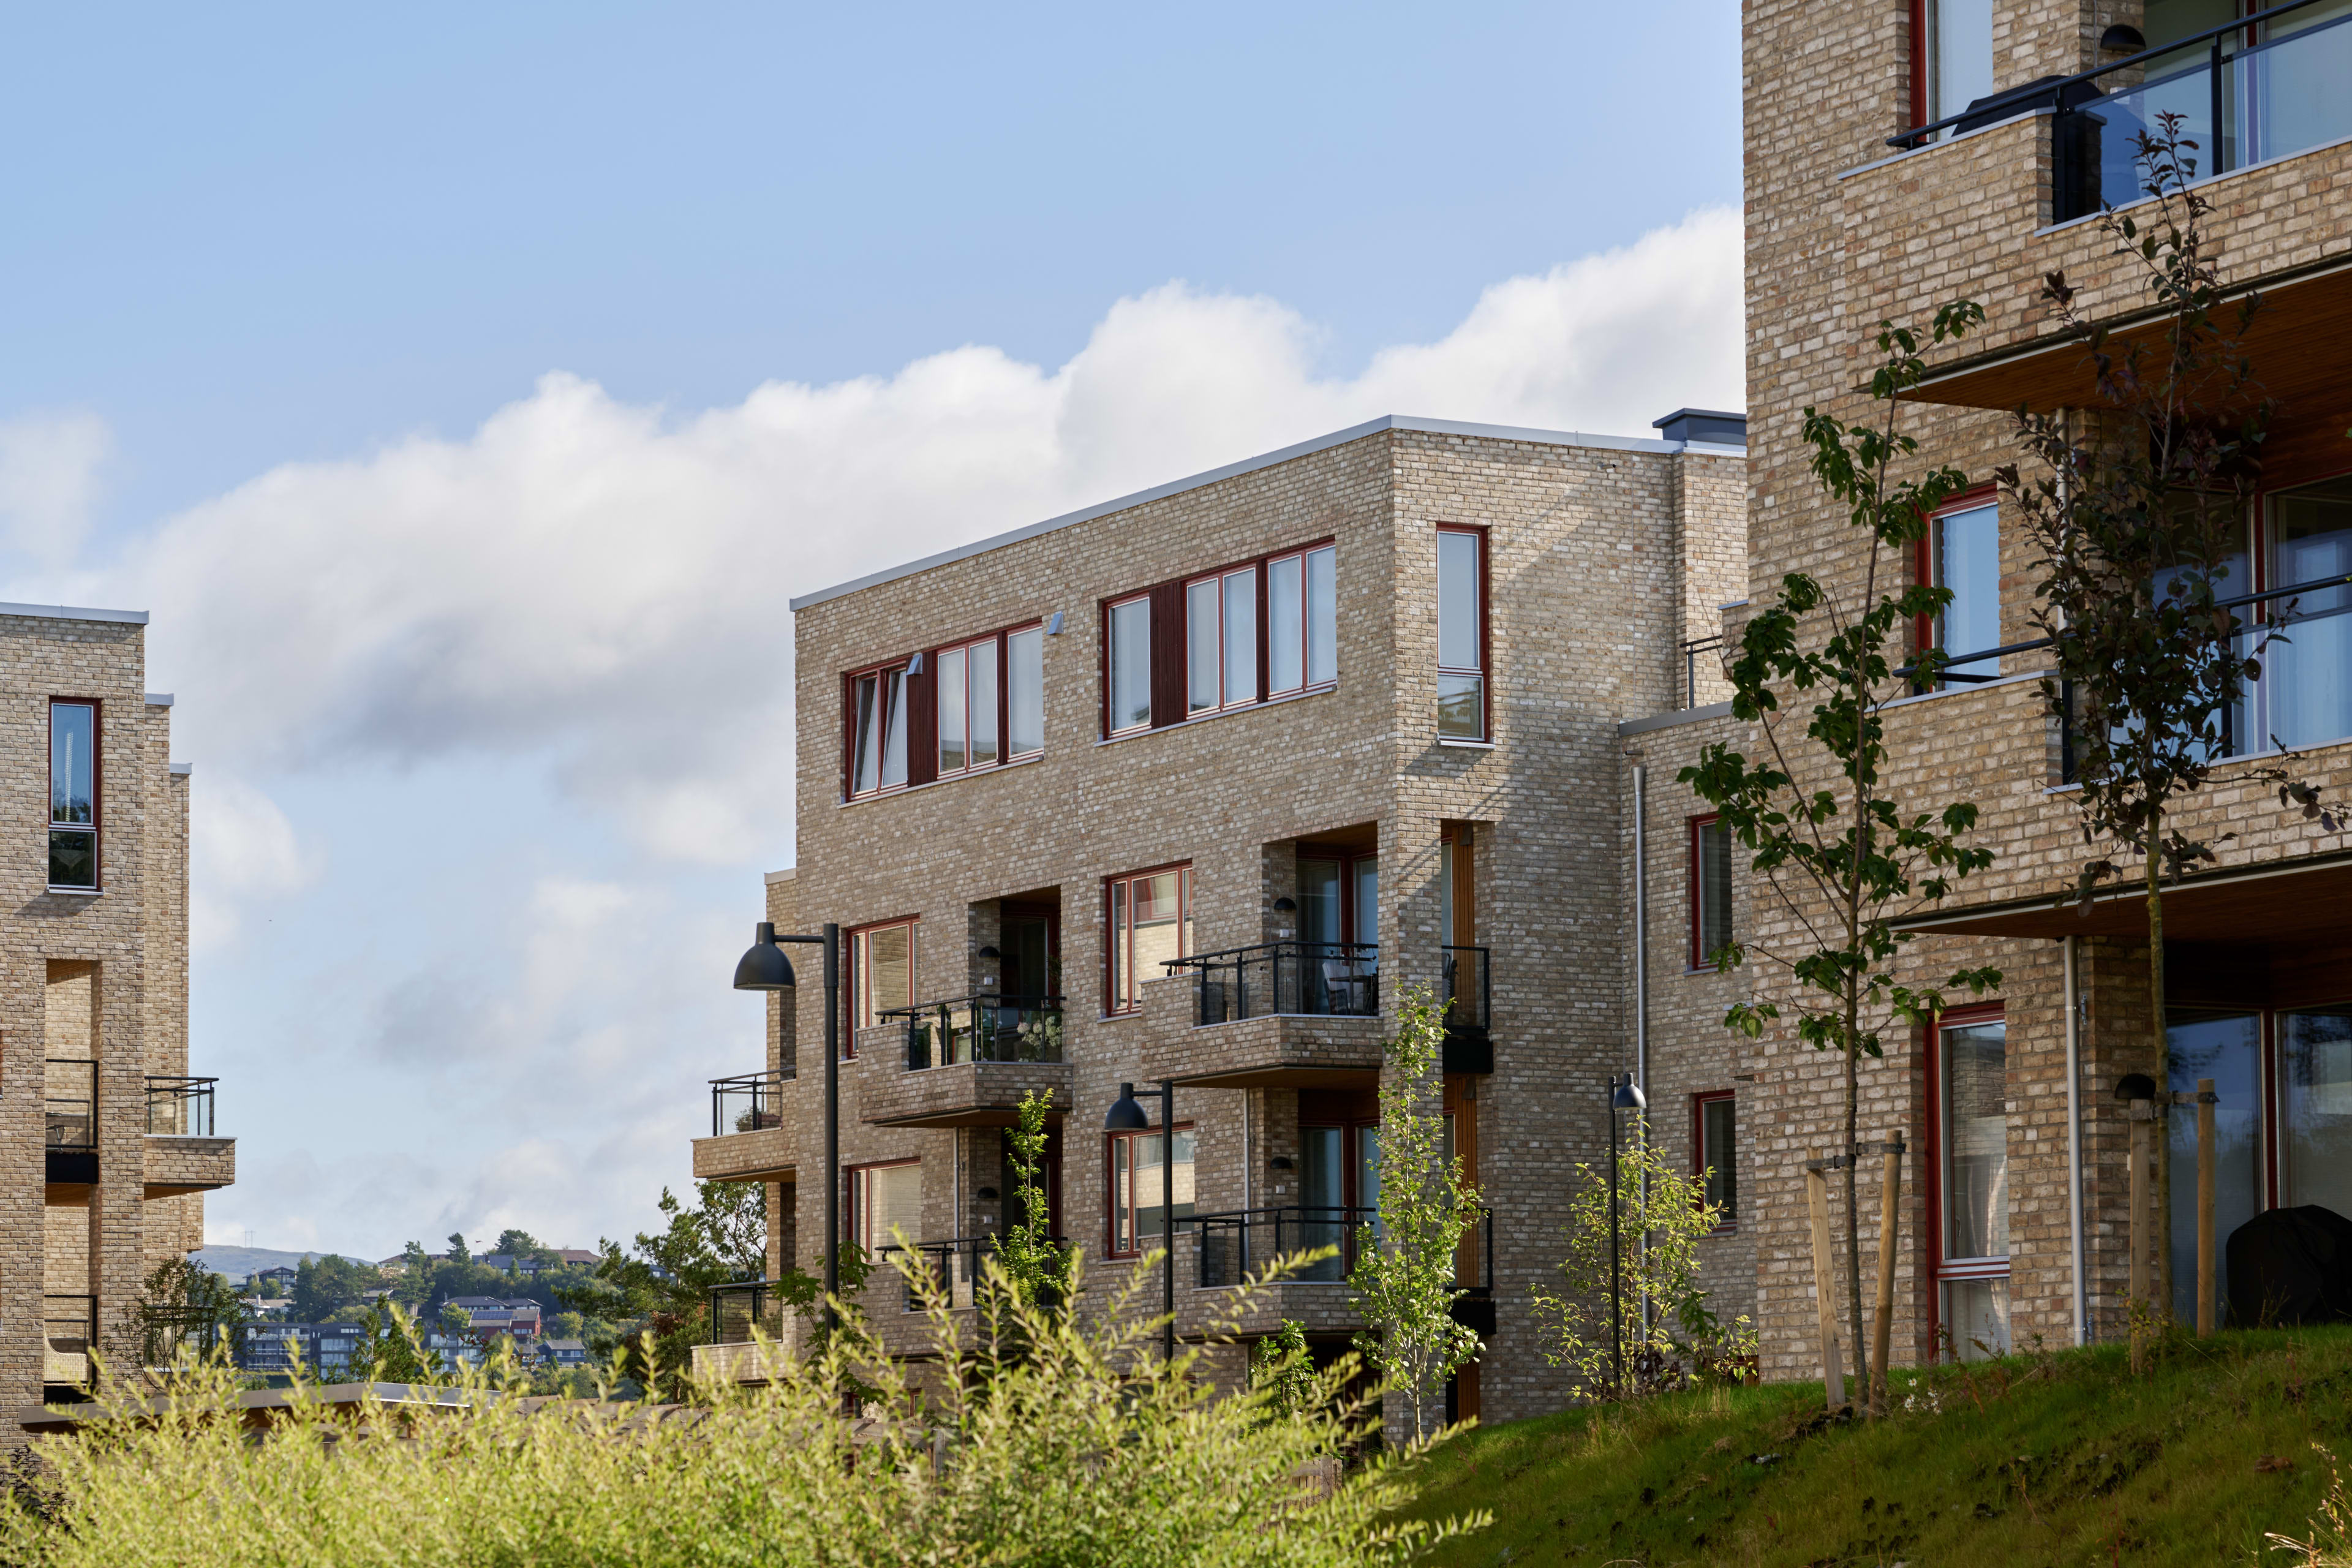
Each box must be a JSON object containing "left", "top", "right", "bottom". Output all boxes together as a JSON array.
[
  {"left": 873, "top": 1235, "right": 1074, "bottom": 1312},
  {"left": 1441, "top": 946, "right": 1491, "bottom": 1074},
  {"left": 1140, "top": 941, "right": 1384, "bottom": 1087},
  {"left": 2051, "top": 0, "right": 2352, "bottom": 223},
  {"left": 43, "top": 1295, "right": 94, "bottom": 1389},
  {"left": 865, "top": 994, "right": 1070, "bottom": 1128},
  {"left": 46, "top": 1059, "right": 96, "bottom": 1187},
  {"left": 143, "top": 1075, "right": 235, "bottom": 1197},
  {"left": 694, "top": 1279, "right": 800, "bottom": 1384},
  {"left": 692, "top": 1069, "right": 796, "bottom": 1183},
  {"left": 1192, "top": 1205, "right": 1493, "bottom": 1294}
]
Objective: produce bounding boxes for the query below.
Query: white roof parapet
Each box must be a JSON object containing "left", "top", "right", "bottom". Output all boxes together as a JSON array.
[
  {"left": 786, "top": 414, "right": 1747, "bottom": 612},
  {"left": 145, "top": 693, "right": 175, "bottom": 707},
  {"left": 764, "top": 868, "right": 796, "bottom": 884},
  {"left": 168, "top": 763, "right": 193, "bottom": 776},
  {"left": 0, "top": 602, "right": 149, "bottom": 626}
]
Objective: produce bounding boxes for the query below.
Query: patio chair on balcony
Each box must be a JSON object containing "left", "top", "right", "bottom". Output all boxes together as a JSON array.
[{"left": 1320, "top": 957, "right": 1377, "bottom": 1016}]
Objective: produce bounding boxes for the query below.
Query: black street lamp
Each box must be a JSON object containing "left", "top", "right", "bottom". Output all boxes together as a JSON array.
[
  {"left": 1106, "top": 1080, "right": 1177, "bottom": 1364},
  {"left": 1607, "top": 1070, "right": 1646, "bottom": 1395},
  {"left": 734, "top": 921, "right": 842, "bottom": 1325}
]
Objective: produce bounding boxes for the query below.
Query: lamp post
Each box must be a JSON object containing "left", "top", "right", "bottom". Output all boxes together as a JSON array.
[
  {"left": 1107, "top": 1080, "right": 1177, "bottom": 1364},
  {"left": 734, "top": 921, "right": 842, "bottom": 1326},
  {"left": 1607, "top": 1070, "right": 1646, "bottom": 1395}
]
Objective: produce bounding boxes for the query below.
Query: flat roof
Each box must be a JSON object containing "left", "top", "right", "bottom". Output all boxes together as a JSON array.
[
  {"left": 0, "top": 601, "right": 148, "bottom": 626},
  {"left": 788, "top": 413, "right": 1746, "bottom": 611}
]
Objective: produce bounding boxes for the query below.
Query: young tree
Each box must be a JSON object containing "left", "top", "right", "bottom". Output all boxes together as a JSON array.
[
  {"left": 1531, "top": 1141, "right": 1755, "bottom": 1401},
  {"left": 1681, "top": 304, "right": 2002, "bottom": 1408},
  {"left": 991, "top": 1089, "right": 1069, "bottom": 1309},
  {"left": 1348, "top": 985, "right": 1482, "bottom": 1442},
  {"left": 557, "top": 1180, "right": 785, "bottom": 1398},
  {"left": 1999, "top": 116, "right": 2335, "bottom": 1321},
  {"left": 132, "top": 1259, "right": 246, "bottom": 1370},
  {"left": 1250, "top": 1319, "right": 1321, "bottom": 1422}
]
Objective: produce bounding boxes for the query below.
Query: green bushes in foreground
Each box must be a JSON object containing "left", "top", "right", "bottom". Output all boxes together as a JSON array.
[{"left": 0, "top": 1256, "right": 1485, "bottom": 1568}]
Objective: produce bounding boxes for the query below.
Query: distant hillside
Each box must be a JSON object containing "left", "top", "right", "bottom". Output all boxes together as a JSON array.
[{"left": 194, "top": 1246, "right": 375, "bottom": 1283}]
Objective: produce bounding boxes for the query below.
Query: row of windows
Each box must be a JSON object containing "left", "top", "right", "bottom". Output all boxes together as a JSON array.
[{"left": 839, "top": 528, "right": 1498, "bottom": 801}]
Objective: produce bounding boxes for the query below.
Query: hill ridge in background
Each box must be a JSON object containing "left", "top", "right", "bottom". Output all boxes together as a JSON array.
[{"left": 194, "top": 1245, "right": 375, "bottom": 1283}]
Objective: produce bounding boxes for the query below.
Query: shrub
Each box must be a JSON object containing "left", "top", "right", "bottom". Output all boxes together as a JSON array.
[{"left": 0, "top": 1256, "right": 1486, "bottom": 1567}]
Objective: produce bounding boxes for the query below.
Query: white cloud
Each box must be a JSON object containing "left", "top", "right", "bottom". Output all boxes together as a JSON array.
[
  {"left": 190, "top": 774, "right": 325, "bottom": 951},
  {"left": 0, "top": 410, "right": 111, "bottom": 568},
  {"left": 119, "top": 206, "right": 1741, "bottom": 867}
]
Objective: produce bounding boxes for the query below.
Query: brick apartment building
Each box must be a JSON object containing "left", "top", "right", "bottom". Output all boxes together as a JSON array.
[
  {"left": 693, "top": 414, "right": 1747, "bottom": 1419},
  {"left": 1, "top": 604, "right": 235, "bottom": 1418},
  {"left": 697, "top": 0, "right": 2352, "bottom": 1405},
  {"left": 1624, "top": 0, "right": 2352, "bottom": 1384}
]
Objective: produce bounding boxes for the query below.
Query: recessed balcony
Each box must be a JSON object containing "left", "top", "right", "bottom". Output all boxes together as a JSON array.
[
  {"left": 693, "top": 1069, "right": 796, "bottom": 1183},
  {"left": 45, "top": 1058, "right": 95, "bottom": 1188}
]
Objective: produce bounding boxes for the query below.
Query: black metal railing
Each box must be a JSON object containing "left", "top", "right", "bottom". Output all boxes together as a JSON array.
[
  {"left": 886, "top": 994, "right": 1065, "bottom": 1070},
  {"left": 1441, "top": 946, "right": 1490, "bottom": 1033},
  {"left": 874, "top": 1235, "right": 1074, "bottom": 1313},
  {"left": 1191, "top": 1205, "right": 1494, "bottom": 1293},
  {"left": 1165, "top": 941, "right": 1380, "bottom": 1025},
  {"left": 145, "top": 1076, "right": 216, "bottom": 1137},
  {"left": 1888, "top": 0, "right": 2352, "bottom": 222},
  {"left": 706, "top": 1278, "right": 790, "bottom": 1344},
  {"left": 45, "top": 1060, "right": 95, "bottom": 1150},
  {"left": 44, "top": 1294, "right": 96, "bottom": 1387},
  {"left": 1682, "top": 635, "right": 1724, "bottom": 709},
  {"left": 709, "top": 1069, "right": 793, "bottom": 1137}
]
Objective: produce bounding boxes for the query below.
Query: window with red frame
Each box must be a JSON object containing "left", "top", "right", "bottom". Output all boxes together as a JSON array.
[
  {"left": 845, "top": 662, "right": 911, "bottom": 797},
  {"left": 1436, "top": 526, "right": 1487, "bottom": 739},
  {"left": 847, "top": 1159, "right": 923, "bottom": 1257},
  {"left": 1918, "top": 492, "right": 2001, "bottom": 687},
  {"left": 1928, "top": 1005, "right": 2010, "bottom": 1360},
  {"left": 1910, "top": 0, "right": 1992, "bottom": 132},
  {"left": 1105, "top": 1123, "right": 1194, "bottom": 1257},
  {"left": 849, "top": 919, "right": 918, "bottom": 1058},
  {"left": 1105, "top": 865, "right": 1190, "bottom": 1015},
  {"left": 1689, "top": 815, "right": 1732, "bottom": 970},
  {"left": 1102, "top": 541, "right": 1335, "bottom": 737},
  {"left": 48, "top": 699, "right": 99, "bottom": 892},
  {"left": 1692, "top": 1091, "right": 1736, "bottom": 1231}
]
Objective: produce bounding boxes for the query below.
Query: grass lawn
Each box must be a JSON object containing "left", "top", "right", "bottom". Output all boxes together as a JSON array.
[{"left": 1395, "top": 1326, "right": 2352, "bottom": 1566}]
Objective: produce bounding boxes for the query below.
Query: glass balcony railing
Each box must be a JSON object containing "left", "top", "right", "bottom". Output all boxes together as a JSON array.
[
  {"left": 2055, "top": 0, "right": 2352, "bottom": 221},
  {"left": 1165, "top": 941, "right": 1381, "bottom": 1025},
  {"left": 709, "top": 1069, "right": 793, "bottom": 1136},
  {"left": 884, "top": 994, "right": 1065, "bottom": 1070},
  {"left": 146, "top": 1076, "right": 217, "bottom": 1137},
  {"left": 1441, "top": 946, "right": 1490, "bottom": 1033}
]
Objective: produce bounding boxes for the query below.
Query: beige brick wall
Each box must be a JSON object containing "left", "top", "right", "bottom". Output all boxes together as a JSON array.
[{"left": 732, "top": 422, "right": 1746, "bottom": 1422}]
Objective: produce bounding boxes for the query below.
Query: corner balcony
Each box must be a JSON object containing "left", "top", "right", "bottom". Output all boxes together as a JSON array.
[
  {"left": 692, "top": 1279, "right": 802, "bottom": 1384},
  {"left": 143, "top": 1076, "right": 235, "bottom": 1197},
  {"left": 863, "top": 995, "right": 1070, "bottom": 1128},
  {"left": 693, "top": 1069, "right": 796, "bottom": 1183},
  {"left": 1185, "top": 1205, "right": 1496, "bottom": 1337},
  {"left": 1140, "top": 943, "right": 1385, "bottom": 1087}
]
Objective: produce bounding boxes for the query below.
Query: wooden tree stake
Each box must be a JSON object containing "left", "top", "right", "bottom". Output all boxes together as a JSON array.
[
  {"left": 1871, "top": 1134, "right": 1904, "bottom": 1415},
  {"left": 2196, "top": 1077, "right": 2216, "bottom": 1336},
  {"left": 1806, "top": 1156, "right": 1845, "bottom": 1412}
]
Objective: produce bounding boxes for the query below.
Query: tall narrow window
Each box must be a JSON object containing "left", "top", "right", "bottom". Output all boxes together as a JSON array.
[
  {"left": 934, "top": 635, "right": 1004, "bottom": 777},
  {"left": 1436, "top": 528, "right": 1486, "bottom": 738},
  {"left": 1923, "top": 0, "right": 1994, "bottom": 124},
  {"left": 1691, "top": 816, "right": 1732, "bottom": 969},
  {"left": 1931, "top": 500, "right": 2001, "bottom": 682},
  {"left": 1183, "top": 564, "right": 1258, "bottom": 712},
  {"left": 1695, "top": 1091, "right": 1737, "bottom": 1229},
  {"left": 849, "top": 1160, "right": 924, "bottom": 1255},
  {"left": 1106, "top": 864, "right": 1191, "bottom": 1016},
  {"left": 48, "top": 701, "right": 97, "bottom": 891},
  {"left": 849, "top": 666, "right": 910, "bottom": 797},
  {"left": 1106, "top": 597, "right": 1153, "bottom": 734},
  {"left": 1107, "top": 1125, "right": 1195, "bottom": 1257},
  {"left": 1266, "top": 545, "right": 1337, "bottom": 696},
  {"left": 1936, "top": 1011, "right": 2010, "bottom": 1359},
  {"left": 1007, "top": 625, "right": 1044, "bottom": 757},
  {"left": 853, "top": 920, "right": 918, "bottom": 1036},
  {"left": 2264, "top": 477, "right": 2352, "bottom": 749}
]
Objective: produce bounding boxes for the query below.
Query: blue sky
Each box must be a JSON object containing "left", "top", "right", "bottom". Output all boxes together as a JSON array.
[{"left": 0, "top": 2, "right": 1743, "bottom": 1258}]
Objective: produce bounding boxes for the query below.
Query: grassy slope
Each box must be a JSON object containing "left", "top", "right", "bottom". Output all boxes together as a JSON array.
[{"left": 1396, "top": 1327, "right": 2352, "bottom": 1566}]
